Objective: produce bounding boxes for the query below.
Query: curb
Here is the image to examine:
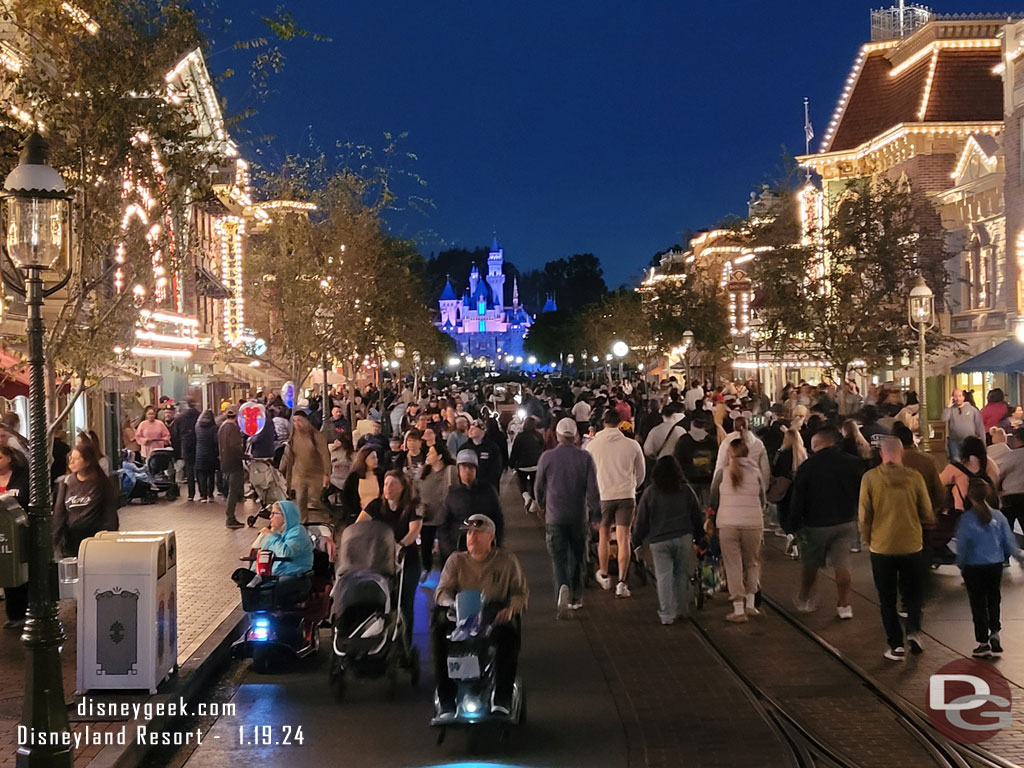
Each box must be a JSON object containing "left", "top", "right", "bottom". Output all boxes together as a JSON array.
[{"left": 86, "top": 606, "right": 247, "bottom": 768}]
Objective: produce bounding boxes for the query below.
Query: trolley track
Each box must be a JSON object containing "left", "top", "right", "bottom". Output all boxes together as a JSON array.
[{"left": 690, "top": 595, "right": 1018, "bottom": 768}]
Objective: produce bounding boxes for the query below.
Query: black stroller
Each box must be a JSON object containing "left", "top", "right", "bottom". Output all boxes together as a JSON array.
[
  {"left": 117, "top": 447, "right": 178, "bottom": 504},
  {"left": 327, "top": 520, "right": 419, "bottom": 700}
]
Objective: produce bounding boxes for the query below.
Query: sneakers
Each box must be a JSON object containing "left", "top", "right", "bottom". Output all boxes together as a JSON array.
[
  {"left": 906, "top": 632, "right": 924, "bottom": 655},
  {"left": 745, "top": 606, "right": 761, "bottom": 617},
  {"left": 849, "top": 545, "right": 862, "bottom": 553},
  {"left": 522, "top": 491, "right": 531, "bottom": 508},
  {"left": 793, "top": 596, "right": 817, "bottom": 614},
  {"left": 556, "top": 585, "right": 570, "bottom": 619},
  {"left": 725, "top": 611, "right": 748, "bottom": 623},
  {"left": 569, "top": 601, "right": 584, "bottom": 610},
  {"left": 972, "top": 643, "right": 993, "bottom": 658},
  {"left": 989, "top": 633, "right": 1003, "bottom": 656},
  {"left": 836, "top": 605, "right": 853, "bottom": 620},
  {"left": 226, "top": 519, "right": 245, "bottom": 529},
  {"left": 784, "top": 534, "right": 799, "bottom": 559},
  {"left": 884, "top": 646, "right": 906, "bottom": 661},
  {"left": 615, "top": 581, "right": 631, "bottom": 598},
  {"left": 595, "top": 571, "right": 612, "bottom": 590}
]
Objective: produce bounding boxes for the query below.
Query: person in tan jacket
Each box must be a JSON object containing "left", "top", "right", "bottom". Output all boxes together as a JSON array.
[
  {"left": 282, "top": 410, "right": 331, "bottom": 523},
  {"left": 859, "top": 437, "right": 935, "bottom": 662}
]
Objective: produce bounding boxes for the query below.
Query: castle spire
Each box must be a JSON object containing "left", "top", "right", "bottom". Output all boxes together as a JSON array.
[{"left": 513, "top": 276, "right": 519, "bottom": 306}]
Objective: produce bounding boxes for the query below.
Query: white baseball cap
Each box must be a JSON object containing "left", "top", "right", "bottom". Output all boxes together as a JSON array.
[{"left": 556, "top": 417, "right": 578, "bottom": 437}]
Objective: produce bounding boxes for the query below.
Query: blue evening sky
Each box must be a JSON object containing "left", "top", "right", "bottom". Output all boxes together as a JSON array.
[{"left": 212, "top": 1, "right": 999, "bottom": 288}]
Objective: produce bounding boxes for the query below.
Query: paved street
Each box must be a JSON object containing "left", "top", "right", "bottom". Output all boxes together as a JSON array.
[{"left": 0, "top": 494, "right": 261, "bottom": 768}]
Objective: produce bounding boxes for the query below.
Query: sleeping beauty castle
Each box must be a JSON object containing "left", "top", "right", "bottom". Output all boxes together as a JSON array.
[{"left": 437, "top": 237, "right": 556, "bottom": 361}]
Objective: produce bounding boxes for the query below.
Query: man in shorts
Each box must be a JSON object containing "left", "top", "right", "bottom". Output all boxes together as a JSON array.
[
  {"left": 787, "top": 426, "right": 864, "bottom": 618},
  {"left": 586, "top": 409, "right": 646, "bottom": 598}
]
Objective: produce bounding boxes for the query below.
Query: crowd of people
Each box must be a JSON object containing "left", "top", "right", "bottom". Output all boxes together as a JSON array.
[{"left": 8, "top": 369, "right": 1024, "bottom": 670}]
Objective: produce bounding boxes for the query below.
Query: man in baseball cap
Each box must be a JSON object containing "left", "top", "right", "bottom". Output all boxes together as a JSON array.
[
  {"left": 467, "top": 417, "right": 503, "bottom": 493},
  {"left": 536, "top": 417, "right": 601, "bottom": 617},
  {"left": 434, "top": 512, "right": 529, "bottom": 719}
]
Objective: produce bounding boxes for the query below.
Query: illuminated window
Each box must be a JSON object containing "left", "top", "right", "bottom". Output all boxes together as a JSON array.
[
  {"left": 479, "top": 320, "right": 486, "bottom": 332},
  {"left": 478, "top": 300, "right": 486, "bottom": 316}
]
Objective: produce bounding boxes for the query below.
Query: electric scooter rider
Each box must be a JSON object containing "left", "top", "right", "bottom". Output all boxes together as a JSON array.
[
  {"left": 433, "top": 514, "right": 529, "bottom": 718},
  {"left": 231, "top": 500, "right": 314, "bottom": 604}
]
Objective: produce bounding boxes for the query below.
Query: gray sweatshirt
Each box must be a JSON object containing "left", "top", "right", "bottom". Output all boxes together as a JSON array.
[
  {"left": 535, "top": 443, "right": 601, "bottom": 526},
  {"left": 942, "top": 403, "right": 984, "bottom": 441}
]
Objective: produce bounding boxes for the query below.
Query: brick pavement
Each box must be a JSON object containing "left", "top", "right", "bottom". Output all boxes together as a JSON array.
[
  {"left": 759, "top": 535, "right": 1024, "bottom": 765},
  {"left": 0, "top": 495, "right": 259, "bottom": 767}
]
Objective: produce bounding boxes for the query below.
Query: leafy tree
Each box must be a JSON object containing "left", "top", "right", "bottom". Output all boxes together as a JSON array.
[
  {"left": 523, "top": 309, "right": 581, "bottom": 363},
  {"left": 0, "top": 0, "right": 221, "bottom": 430},
  {"left": 747, "top": 177, "right": 951, "bottom": 378},
  {"left": 641, "top": 266, "right": 730, "bottom": 356}
]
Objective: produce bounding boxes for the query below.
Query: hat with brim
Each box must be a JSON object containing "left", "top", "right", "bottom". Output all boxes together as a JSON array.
[{"left": 460, "top": 514, "right": 495, "bottom": 535}]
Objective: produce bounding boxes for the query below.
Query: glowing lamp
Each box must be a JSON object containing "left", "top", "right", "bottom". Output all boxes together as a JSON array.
[
  {"left": 3, "top": 132, "right": 70, "bottom": 270},
  {"left": 908, "top": 276, "right": 934, "bottom": 328}
]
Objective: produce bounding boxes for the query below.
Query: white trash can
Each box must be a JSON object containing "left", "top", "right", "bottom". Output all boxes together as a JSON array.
[{"left": 76, "top": 535, "right": 177, "bottom": 694}]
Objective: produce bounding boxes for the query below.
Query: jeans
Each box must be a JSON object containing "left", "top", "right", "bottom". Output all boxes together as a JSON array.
[
  {"left": 545, "top": 523, "right": 586, "bottom": 604},
  {"left": 196, "top": 470, "right": 215, "bottom": 500},
  {"left": 650, "top": 535, "right": 693, "bottom": 622},
  {"left": 432, "top": 610, "right": 520, "bottom": 704},
  {"left": 947, "top": 437, "right": 964, "bottom": 463},
  {"left": 963, "top": 563, "right": 1003, "bottom": 643},
  {"left": 869, "top": 550, "right": 925, "bottom": 649},
  {"left": 225, "top": 470, "right": 244, "bottom": 522},
  {"left": 398, "top": 546, "right": 421, "bottom": 644},
  {"left": 183, "top": 460, "right": 196, "bottom": 499}
]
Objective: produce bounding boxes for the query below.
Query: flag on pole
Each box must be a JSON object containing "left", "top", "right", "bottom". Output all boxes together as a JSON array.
[{"left": 804, "top": 98, "right": 814, "bottom": 144}]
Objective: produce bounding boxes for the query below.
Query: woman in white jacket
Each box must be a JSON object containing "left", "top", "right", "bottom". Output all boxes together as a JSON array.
[{"left": 710, "top": 439, "right": 766, "bottom": 623}]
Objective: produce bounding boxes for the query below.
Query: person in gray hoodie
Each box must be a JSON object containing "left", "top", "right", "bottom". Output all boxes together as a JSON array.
[
  {"left": 535, "top": 418, "right": 601, "bottom": 617},
  {"left": 943, "top": 389, "right": 984, "bottom": 463}
]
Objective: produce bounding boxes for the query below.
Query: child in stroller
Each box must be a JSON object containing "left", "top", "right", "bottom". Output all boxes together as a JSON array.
[
  {"left": 327, "top": 519, "right": 420, "bottom": 700},
  {"left": 246, "top": 457, "right": 288, "bottom": 527}
]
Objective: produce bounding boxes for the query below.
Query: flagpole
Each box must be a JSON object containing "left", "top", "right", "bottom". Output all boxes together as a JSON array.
[{"left": 804, "top": 97, "right": 811, "bottom": 155}]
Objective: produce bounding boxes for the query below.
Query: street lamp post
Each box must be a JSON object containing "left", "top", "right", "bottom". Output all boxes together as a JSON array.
[
  {"left": 393, "top": 341, "right": 405, "bottom": 385},
  {"left": 681, "top": 329, "right": 694, "bottom": 385},
  {"left": 4, "top": 133, "right": 73, "bottom": 768},
  {"left": 908, "top": 275, "right": 935, "bottom": 451},
  {"left": 612, "top": 341, "right": 629, "bottom": 382}
]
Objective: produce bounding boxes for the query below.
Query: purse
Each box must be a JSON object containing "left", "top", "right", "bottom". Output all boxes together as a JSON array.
[{"left": 766, "top": 475, "right": 792, "bottom": 504}]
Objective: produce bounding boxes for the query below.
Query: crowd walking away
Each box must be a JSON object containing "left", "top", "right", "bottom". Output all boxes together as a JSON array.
[{"left": 10, "top": 373, "right": 1024, "bottom": 665}]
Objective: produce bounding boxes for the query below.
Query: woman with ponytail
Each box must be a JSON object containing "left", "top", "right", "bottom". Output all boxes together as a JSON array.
[
  {"left": 710, "top": 438, "right": 766, "bottom": 623},
  {"left": 957, "top": 478, "right": 1024, "bottom": 658}
]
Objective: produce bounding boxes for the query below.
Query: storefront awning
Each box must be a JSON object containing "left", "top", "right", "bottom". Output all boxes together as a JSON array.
[
  {"left": 98, "top": 367, "right": 163, "bottom": 394},
  {"left": 0, "top": 349, "right": 29, "bottom": 399},
  {"left": 951, "top": 339, "right": 1024, "bottom": 374},
  {"left": 195, "top": 267, "right": 232, "bottom": 300}
]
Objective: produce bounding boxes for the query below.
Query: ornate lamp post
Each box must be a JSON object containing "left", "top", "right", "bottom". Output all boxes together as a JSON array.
[
  {"left": 612, "top": 340, "right": 629, "bottom": 382},
  {"left": 4, "top": 132, "right": 73, "bottom": 767},
  {"left": 393, "top": 341, "right": 405, "bottom": 385},
  {"left": 681, "top": 329, "right": 694, "bottom": 385},
  {"left": 908, "top": 275, "right": 935, "bottom": 450}
]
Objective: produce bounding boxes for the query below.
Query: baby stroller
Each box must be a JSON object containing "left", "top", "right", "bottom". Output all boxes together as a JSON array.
[
  {"left": 327, "top": 520, "right": 420, "bottom": 701},
  {"left": 246, "top": 457, "right": 288, "bottom": 528},
  {"left": 117, "top": 447, "right": 178, "bottom": 504},
  {"left": 584, "top": 525, "right": 649, "bottom": 588}
]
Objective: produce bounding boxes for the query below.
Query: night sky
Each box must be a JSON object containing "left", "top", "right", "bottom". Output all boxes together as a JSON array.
[{"left": 214, "top": 0, "right": 1003, "bottom": 289}]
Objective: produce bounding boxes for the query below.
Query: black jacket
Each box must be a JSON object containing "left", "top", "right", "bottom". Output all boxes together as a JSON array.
[
  {"left": 788, "top": 445, "right": 865, "bottom": 530},
  {"left": 440, "top": 480, "right": 504, "bottom": 556},
  {"left": 194, "top": 418, "right": 220, "bottom": 472},
  {"left": 172, "top": 407, "right": 200, "bottom": 461},
  {"left": 510, "top": 430, "right": 545, "bottom": 470},
  {"left": 469, "top": 438, "right": 503, "bottom": 490}
]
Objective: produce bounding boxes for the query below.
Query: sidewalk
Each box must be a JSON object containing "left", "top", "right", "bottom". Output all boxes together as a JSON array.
[
  {"left": 0, "top": 495, "right": 260, "bottom": 768},
  {"left": 758, "top": 532, "right": 1024, "bottom": 763}
]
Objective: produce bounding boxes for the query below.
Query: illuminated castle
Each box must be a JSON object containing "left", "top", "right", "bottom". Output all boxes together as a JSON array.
[{"left": 437, "top": 237, "right": 552, "bottom": 360}]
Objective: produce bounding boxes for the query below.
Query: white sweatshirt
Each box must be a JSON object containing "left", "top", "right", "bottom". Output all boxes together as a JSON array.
[{"left": 586, "top": 427, "right": 646, "bottom": 501}]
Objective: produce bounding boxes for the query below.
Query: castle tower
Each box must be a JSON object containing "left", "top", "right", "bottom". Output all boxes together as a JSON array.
[
  {"left": 469, "top": 263, "right": 480, "bottom": 297},
  {"left": 439, "top": 274, "right": 459, "bottom": 327},
  {"left": 486, "top": 235, "right": 505, "bottom": 312}
]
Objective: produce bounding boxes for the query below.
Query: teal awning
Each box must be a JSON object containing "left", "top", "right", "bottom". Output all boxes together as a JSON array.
[{"left": 951, "top": 339, "right": 1024, "bottom": 374}]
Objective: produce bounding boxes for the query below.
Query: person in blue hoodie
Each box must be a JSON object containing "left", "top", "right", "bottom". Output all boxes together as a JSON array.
[
  {"left": 232, "top": 500, "right": 313, "bottom": 604},
  {"left": 957, "top": 479, "right": 1024, "bottom": 658}
]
